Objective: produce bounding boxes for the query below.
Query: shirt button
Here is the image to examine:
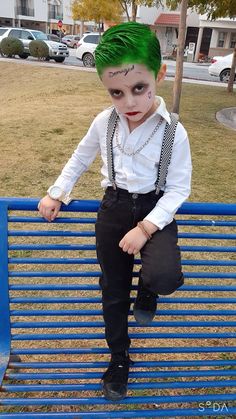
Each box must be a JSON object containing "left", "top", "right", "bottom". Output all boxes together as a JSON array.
[{"left": 132, "top": 193, "right": 139, "bottom": 199}]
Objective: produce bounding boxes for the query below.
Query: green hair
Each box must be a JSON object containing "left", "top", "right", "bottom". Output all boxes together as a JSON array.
[{"left": 95, "top": 21, "right": 161, "bottom": 78}]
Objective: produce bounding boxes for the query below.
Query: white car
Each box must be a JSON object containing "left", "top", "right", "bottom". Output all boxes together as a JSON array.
[
  {"left": 0, "top": 27, "right": 69, "bottom": 62},
  {"left": 208, "top": 53, "right": 236, "bottom": 83},
  {"left": 76, "top": 33, "right": 101, "bottom": 67}
]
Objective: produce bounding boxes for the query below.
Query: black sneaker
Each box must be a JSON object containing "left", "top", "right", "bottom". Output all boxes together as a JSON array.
[
  {"left": 133, "top": 278, "right": 157, "bottom": 325},
  {"left": 102, "top": 351, "right": 130, "bottom": 401}
]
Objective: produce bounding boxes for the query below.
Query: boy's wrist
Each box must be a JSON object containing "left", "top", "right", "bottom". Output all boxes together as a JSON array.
[
  {"left": 141, "top": 220, "right": 159, "bottom": 235},
  {"left": 137, "top": 220, "right": 159, "bottom": 240}
]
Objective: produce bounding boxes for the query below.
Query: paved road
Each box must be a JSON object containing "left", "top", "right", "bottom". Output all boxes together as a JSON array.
[
  {"left": 1, "top": 50, "right": 231, "bottom": 88},
  {"left": 67, "top": 48, "right": 215, "bottom": 83}
]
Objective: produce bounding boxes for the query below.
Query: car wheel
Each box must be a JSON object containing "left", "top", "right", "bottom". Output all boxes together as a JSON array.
[
  {"left": 0, "top": 49, "right": 8, "bottom": 58},
  {"left": 219, "top": 69, "right": 230, "bottom": 83},
  {"left": 18, "top": 53, "right": 29, "bottom": 59},
  {"left": 54, "top": 57, "right": 65, "bottom": 63},
  {"left": 83, "top": 53, "right": 95, "bottom": 67}
]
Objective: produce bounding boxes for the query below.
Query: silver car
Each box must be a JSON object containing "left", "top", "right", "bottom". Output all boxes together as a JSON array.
[
  {"left": 0, "top": 27, "right": 69, "bottom": 62},
  {"left": 61, "top": 35, "right": 80, "bottom": 48}
]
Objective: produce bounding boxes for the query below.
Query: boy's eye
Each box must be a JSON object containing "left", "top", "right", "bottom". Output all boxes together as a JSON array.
[
  {"left": 133, "top": 84, "right": 147, "bottom": 94},
  {"left": 110, "top": 90, "right": 123, "bottom": 98}
]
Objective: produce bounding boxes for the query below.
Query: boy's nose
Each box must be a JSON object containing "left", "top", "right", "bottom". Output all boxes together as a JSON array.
[{"left": 125, "top": 94, "right": 136, "bottom": 109}]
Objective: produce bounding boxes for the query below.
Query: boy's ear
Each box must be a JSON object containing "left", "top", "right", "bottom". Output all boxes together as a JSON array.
[{"left": 156, "top": 64, "right": 167, "bottom": 83}]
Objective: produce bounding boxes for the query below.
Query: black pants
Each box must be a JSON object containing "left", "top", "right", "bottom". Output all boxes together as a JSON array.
[{"left": 95, "top": 187, "right": 184, "bottom": 354}]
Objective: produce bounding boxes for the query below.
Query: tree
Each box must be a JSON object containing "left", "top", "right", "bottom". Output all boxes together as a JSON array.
[
  {"left": 119, "top": 1, "right": 161, "bottom": 21},
  {"left": 168, "top": 0, "right": 236, "bottom": 95},
  {"left": 71, "top": 0, "right": 122, "bottom": 32}
]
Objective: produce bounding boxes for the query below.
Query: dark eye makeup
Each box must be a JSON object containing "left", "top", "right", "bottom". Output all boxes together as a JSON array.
[{"left": 109, "top": 83, "right": 149, "bottom": 99}]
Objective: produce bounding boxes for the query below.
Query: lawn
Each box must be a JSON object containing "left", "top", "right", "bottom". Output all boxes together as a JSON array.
[{"left": 0, "top": 61, "right": 235, "bottom": 203}]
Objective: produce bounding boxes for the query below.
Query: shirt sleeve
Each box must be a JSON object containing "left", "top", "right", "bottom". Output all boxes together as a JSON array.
[
  {"left": 144, "top": 122, "right": 192, "bottom": 230},
  {"left": 53, "top": 117, "right": 100, "bottom": 196}
]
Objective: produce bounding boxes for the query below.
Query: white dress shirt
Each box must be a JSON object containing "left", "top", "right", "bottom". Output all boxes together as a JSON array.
[{"left": 53, "top": 96, "right": 192, "bottom": 230}]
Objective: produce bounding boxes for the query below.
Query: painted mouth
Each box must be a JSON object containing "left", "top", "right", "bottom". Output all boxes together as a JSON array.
[{"left": 125, "top": 112, "right": 141, "bottom": 116}]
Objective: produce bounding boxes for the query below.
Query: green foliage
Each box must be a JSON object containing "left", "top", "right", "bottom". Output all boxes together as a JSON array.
[
  {"left": 167, "top": 0, "right": 236, "bottom": 19},
  {"left": 0, "top": 37, "right": 24, "bottom": 58},
  {"left": 29, "top": 40, "right": 49, "bottom": 60}
]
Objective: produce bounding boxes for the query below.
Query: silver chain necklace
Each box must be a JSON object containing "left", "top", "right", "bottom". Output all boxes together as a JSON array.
[{"left": 115, "top": 117, "right": 164, "bottom": 156}]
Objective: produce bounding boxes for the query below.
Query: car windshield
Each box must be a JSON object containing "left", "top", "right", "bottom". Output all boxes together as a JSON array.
[
  {"left": 0, "top": 28, "right": 7, "bottom": 36},
  {"left": 31, "top": 31, "right": 48, "bottom": 41}
]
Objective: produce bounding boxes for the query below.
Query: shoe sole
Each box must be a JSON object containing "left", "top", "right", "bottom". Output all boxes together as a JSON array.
[
  {"left": 133, "top": 305, "right": 156, "bottom": 325},
  {"left": 102, "top": 382, "right": 127, "bottom": 401}
]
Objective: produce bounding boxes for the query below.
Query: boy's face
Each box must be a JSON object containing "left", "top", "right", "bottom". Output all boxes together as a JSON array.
[{"left": 101, "top": 63, "right": 166, "bottom": 126}]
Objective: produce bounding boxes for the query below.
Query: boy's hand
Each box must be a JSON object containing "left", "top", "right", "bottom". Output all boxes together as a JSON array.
[
  {"left": 119, "top": 226, "right": 149, "bottom": 255},
  {"left": 38, "top": 195, "right": 62, "bottom": 222},
  {"left": 119, "top": 221, "right": 158, "bottom": 255}
]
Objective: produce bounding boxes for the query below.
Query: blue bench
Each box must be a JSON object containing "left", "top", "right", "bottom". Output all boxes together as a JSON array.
[{"left": 0, "top": 197, "right": 235, "bottom": 418}]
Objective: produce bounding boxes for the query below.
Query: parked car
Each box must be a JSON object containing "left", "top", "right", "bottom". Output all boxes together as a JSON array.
[
  {"left": 76, "top": 33, "right": 101, "bottom": 67},
  {"left": 61, "top": 35, "right": 80, "bottom": 48},
  {"left": 47, "top": 33, "right": 60, "bottom": 42},
  {"left": 208, "top": 53, "right": 236, "bottom": 83},
  {"left": 0, "top": 27, "right": 69, "bottom": 62}
]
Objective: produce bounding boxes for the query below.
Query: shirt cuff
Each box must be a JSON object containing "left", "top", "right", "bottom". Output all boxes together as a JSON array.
[{"left": 144, "top": 205, "right": 173, "bottom": 230}]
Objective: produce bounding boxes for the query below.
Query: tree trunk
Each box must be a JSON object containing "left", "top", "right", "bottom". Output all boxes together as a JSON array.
[
  {"left": 172, "top": 0, "right": 188, "bottom": 116},
  {"left": 131, "top": 0, "right": 137, "bottom": 21},
  {"left": 120, "top": 0, "right": 130, "bottom": 21},
  {"left": 227, "top": 46, "right": 236, "bottom": 93}
]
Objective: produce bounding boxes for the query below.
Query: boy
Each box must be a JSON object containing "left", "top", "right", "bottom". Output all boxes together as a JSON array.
[{"left": 38, "top": 22, "right": 192, "bottom": 402}]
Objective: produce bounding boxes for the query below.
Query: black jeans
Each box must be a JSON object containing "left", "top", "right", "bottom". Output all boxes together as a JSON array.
[{"left": 95, "top": 187, "right": 184, "bottom": 353}]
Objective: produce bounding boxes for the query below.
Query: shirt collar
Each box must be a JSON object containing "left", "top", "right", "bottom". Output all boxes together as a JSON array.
[{"left": 153, "top": 96, "right": 171, "bottom": 125}]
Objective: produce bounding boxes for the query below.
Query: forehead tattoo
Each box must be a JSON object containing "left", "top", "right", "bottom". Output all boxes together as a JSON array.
[{"left": 109, "top": 65, "right": 135, "bottom": 78}]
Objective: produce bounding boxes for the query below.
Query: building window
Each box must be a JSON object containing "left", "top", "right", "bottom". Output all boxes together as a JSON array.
[
  {"left": 230, "top": 33, "right": 236, "bottom": 49},
  {"left": 48, "top": 0, "right": 63, "bottom": 20},
  {"left": 15, "top": 0, "right": 34, "bottom": 17},
  {"left": 217, "top": 32, "right": 226, "bottom": 48}
]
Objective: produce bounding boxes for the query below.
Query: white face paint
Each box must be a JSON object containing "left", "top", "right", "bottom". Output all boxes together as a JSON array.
[{"left": 101, "top": 64, "right": 159, "bottom": 127}]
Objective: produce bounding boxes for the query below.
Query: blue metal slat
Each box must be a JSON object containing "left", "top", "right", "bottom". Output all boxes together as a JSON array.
[
  {"left": 8, "top": 360, "right": 236, "bottom": 369},
  {"left": 9, "top": 296, "right": 236, "bottom": 304},
  {"left": 11, "top": 331, "right": 236, "bottom": 341},
  {"left": 6, "top": 369, "right": 236, "bottom": 380},
  {"left": 10, "top": 320, "right": 236, "bottom": 328},
  {"left": 11, "top": 346, "right": 236, "bottom": 355},
  {"left": 1, "top": 198, "right": 235, "bottom": 214},
  {"left": 9, "top": 284, "right": 236, "bottom": 292},
  {"left": 0, "top": 392, "right": 235, "bottom": 406},
  {"left": 3, "top": 379, "right": 236, "bottom": 392},
  {"left": 0, "top": 202, "right": 11, "bottom": 385},
  {"left": 0, "top": 408, "right": 235, "bottom": 418},
  {"left": 10, "top": 231, "right": 236, "bottom": 239},
  {"left": 8, "top": 257, "right": 236, "bottom": 266},
  {"left": 9, "top": 308, "right": 236, "bottom": 316},
  {"left": 8, "top": 230, "right": 95, "bottom": 237}
]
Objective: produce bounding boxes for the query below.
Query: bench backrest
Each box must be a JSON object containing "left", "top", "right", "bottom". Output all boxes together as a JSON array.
[{"left": 0, "top": 198, "right": 235, "bottom": 418}]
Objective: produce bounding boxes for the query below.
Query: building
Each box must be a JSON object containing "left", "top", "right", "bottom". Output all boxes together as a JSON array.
[
  {"left": 139, "top": 3, "right": 236, "bottom": 61},
  {"left": 0, "top": 0, "right": 94, "bottom": 36}
]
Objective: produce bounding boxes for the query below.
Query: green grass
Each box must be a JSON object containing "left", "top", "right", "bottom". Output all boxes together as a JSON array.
[{"left": 0, "top": 61, "right": 235, "bottom": 202}]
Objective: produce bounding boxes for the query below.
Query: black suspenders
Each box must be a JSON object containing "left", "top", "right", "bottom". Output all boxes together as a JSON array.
[{"left": 106, "top": 107, "right": 178, "bottom": 193}]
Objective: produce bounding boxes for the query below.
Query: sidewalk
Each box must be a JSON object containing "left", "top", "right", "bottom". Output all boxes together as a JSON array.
[{"left": 216, "top": 107, "right": 236, "bottom": 131}]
